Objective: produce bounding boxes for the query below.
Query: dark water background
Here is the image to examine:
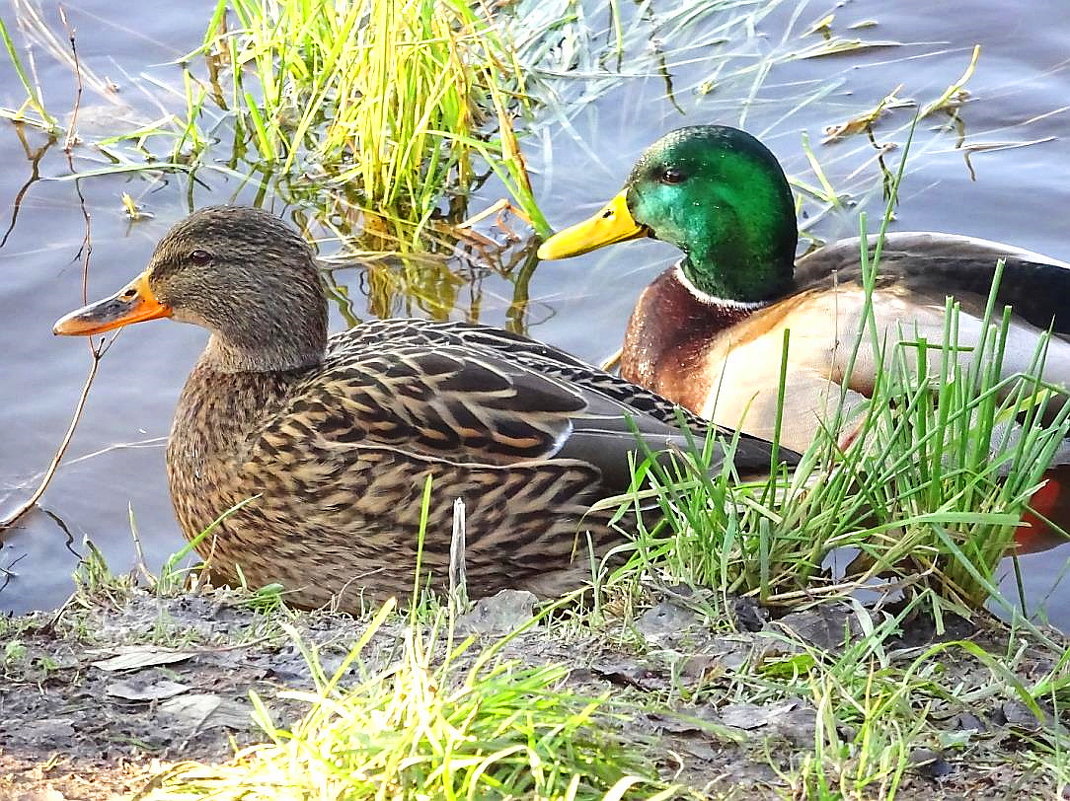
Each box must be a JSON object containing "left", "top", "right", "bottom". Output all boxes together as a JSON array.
[{"left": 2, "top": 0, "right": 1069, "bottom": 623}]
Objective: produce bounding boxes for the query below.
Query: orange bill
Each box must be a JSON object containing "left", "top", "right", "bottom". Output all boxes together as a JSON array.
[
  {"left": 536, "top": 190, "right": 648, "bottom": 260},
  {"left": 53, "top": 270, "right": 171, "bottom": 336}
]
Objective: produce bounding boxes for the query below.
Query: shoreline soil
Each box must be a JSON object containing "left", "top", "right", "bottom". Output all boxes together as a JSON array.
[{"left": 2, "top": 586, "right": 1066, "bottom": 799}]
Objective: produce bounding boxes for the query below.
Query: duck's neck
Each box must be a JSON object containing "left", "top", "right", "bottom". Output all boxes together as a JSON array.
[
  {"left": 679, "top": 231, "right": 795, "bottom": 304},
  {"left": 673, "top": 260, "right": 774, "bottom": 311},
  {"left": 621, "top": 265, "right": 766, "bottom": 404},
  {"left": 169, "top": 358, "right": 310, "bottom": 465},
  {"left": 193, "top": 287, "right": 329, "bottom": 373},
  {"left": 202, "top": 334, "right": 325, "bottom": 373}
]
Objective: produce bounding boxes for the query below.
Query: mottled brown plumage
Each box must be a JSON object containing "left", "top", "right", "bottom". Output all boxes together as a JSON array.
[{"left": 54, "top": 206, "right": 789, "bottom": 611}]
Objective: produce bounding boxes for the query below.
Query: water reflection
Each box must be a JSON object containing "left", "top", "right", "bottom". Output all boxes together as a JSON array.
[{"left": 1, "top": 126, "right": 54, "bottom": 246}]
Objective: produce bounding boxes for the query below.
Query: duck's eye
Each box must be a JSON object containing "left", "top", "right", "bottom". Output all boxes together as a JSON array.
[
  {"left": 658, "top": 167, "right": 686, "bottom": 185},
  {"left": 189, "top": 249, "right": 212, "bottom": 265}
]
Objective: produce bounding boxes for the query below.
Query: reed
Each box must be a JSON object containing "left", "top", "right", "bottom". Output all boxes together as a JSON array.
[{"left": 185, "top": 0, "right": 547, "bottom": 242}]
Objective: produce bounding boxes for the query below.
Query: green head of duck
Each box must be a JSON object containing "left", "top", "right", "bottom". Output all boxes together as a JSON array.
[{"left": 538, "top": 125, "right": 799, "bottom": 304}]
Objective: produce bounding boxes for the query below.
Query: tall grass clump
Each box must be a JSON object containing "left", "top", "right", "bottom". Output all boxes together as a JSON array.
[
  {"left": 188, "top": 0, "right": 546, "bottom": 242},
  {"left": 149, "top": 600, "right": 673, "bottom": 801}
]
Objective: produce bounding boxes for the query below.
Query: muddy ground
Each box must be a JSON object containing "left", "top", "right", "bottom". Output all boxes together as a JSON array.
[{"left": 0, "top": 585, "right": 1066, "bottom": 800}]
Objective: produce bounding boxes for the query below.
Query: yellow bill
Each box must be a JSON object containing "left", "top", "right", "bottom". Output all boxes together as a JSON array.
[{"left": 536, "top": 190, "right": 648, "bottom": 260}]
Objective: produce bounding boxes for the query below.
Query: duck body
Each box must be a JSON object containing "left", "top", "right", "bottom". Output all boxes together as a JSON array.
[
  {"left": 53, "top": 207, "right": 785, "bottom": 611},
  {"left": 164, "top": 318, "right": 706, "bottom": 607},
  {"left": 623, "top": 232, "right": 1070, "bottom": 451}
]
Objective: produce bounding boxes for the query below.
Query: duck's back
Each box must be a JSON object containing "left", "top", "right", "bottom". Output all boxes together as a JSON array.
[
  {"left": 795, "top": 232, "right": 1070, "bottom": 337},
  {"left": 333, "top": 318, "right": 733, "bottom": 430},
  {"left": 632, "top": 233, "right": 1070, "bottom": 453}
]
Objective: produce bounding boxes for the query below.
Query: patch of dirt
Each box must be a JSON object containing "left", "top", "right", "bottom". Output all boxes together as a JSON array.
[{"left": 0, "top": 587, "right": 1066, "bottom": 799}]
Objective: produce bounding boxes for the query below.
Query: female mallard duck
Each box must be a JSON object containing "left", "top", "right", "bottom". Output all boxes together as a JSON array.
[
  {"left": 53, "top": 206, "right": 784, "bottom": 611},
  {"left": 538, "top": 124, "right": 1070, "bottom": 548}
]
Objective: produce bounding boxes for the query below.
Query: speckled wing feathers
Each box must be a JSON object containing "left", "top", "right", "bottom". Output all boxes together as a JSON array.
[
  {"left": 311, "top": 325, "right": 717, "bottom": 488},
  {"left": 336, "top": 319, "right": 719, "bottom": 429},
  {"left": 308, "top": 346, "right": 588, "bottom": 463},
  {"left": 331, "top": 319, "right": 787, "bottom": 474}
]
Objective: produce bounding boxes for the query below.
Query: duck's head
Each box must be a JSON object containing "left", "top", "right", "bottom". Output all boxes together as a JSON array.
[
  {"left": 538, "top": 125, "right": 798, "bottom": 304},
  {"left": 53, "top": 206, "right": 328, "bottom": 372}
]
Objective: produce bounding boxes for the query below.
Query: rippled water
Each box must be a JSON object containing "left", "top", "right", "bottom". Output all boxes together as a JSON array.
[{"left": 2, "top": 0, "right": 1069, "bottom": 623}]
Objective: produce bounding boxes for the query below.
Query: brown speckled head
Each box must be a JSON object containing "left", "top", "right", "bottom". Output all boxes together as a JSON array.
[{"left": 55, "top": 206, "right": 329, "bottom": 373}]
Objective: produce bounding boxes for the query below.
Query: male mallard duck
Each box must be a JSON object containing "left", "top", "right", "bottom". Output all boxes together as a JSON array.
[
  {"left": 538, "top": 125, "right": 1070, "bottom": 445},
  {"left": 53, "top": 206, "right": 784, "bottom": 611},
  {"left": 538, "top": 124, "right": 1070, "bottom": 548}
]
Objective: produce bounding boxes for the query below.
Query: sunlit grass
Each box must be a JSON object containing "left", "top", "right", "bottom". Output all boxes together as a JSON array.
[
  {"left": 1, "top": 0, "right": 549, "bottom": 252},
  {"left": 168, "top": 0, "right": 547, "bottom": 243},
  {"left": 143, "top": 480, "right": 673, "bottom": 799},
  {"left": 146, "top": 603, "right": 677, "bottom": 801}
]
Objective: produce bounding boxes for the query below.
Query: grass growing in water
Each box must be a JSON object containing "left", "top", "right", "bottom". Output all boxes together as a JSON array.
[
  {"left": 0, "top": 13, "right": 57, "bottom": 132},
  {"left": 184, "top": 0, "right": 546, "bottom": 242},
  {"left": 0, "top": 0, "right": 996, "bottom": 331}
]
